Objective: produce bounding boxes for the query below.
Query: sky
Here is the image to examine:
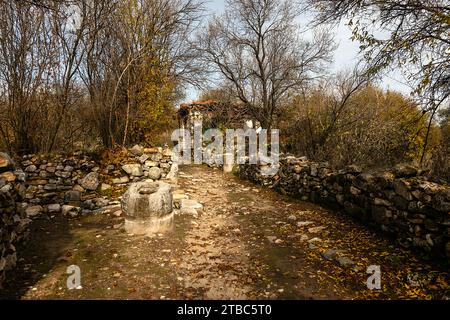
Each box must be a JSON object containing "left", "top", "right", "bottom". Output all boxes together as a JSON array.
[{"left": 184, "top": 0, "right": 411, "bottom": 102}]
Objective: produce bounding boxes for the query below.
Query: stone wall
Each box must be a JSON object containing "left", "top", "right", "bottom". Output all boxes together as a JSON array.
[
  {"left": 0, "top": 153, "right": 29, "bottom": 287},
  {"left": 19, "top": 145, "right": 174, "bottom": 217},
  {"left": 0, "top": 145, "right": 175, "bottom": 286},
  {"left": 238, "top": 156, "right": 450, "bottom": 261}
]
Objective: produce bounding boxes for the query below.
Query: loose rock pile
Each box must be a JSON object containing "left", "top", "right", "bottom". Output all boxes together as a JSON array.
[{"left": 239, "top": 156, "right": 450, "bottom": 260}]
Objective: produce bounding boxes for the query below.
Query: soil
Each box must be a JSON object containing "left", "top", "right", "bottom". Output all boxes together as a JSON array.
[{"left": 1, "top": 165, "right": 448, "bottom": 300}]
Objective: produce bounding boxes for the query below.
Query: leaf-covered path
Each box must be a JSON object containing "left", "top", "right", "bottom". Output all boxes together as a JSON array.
[{"left": 1, "top": 165, "right": 448, "bottom": 299}]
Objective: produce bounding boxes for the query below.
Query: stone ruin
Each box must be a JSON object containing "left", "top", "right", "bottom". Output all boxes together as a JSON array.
[
  {"left": 0, "top": 145, "right": 178, "bottom": 286},
  {"left": 121, "top": 180, "right": 174, "bottom": 236},
  {"left": 239, "top": 156, "right": 450, "bottom": 261}
]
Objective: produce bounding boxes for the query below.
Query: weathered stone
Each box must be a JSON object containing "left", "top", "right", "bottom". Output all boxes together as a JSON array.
[
  {"left": 373, "top": 198, "right": 392, "bottom": 207},
  {"left": 180, "top": 207, "right": 198, "bottom": 217},
  {"left": 0, "top": 171, "right": 16, "bottom": 182},
  {"left": 393, "top": 195, "right": 409, "bottom": 210},
  {"left": 129, "top": 144, "right": 144, "bottom": 156},
  {"left": 148, "top": 167, "right": 162, "bottom": 180},
  {"left": 112, "top": 176, "right": 129, "bottom": 184},
  {"left": 62, "top": 205, "right": 80, "bottom": 217},
  {"left": 25, "top": 165, "right": 37, "bottom": 172},
  {"left": 143, "top": 147, "right": 160, "bottom": 154},
  {"left": 165, "top": 163, "right": 178, "bottom": 183},
  {"left": 418, "top": 181, "right": 442, "bottom": 195},
  {"left": 393, "top": 179, "right": 412, "bottom": 200},
  {"left": 0, "top": 152, "right": 14, "bottom": 172},
  {"left": 64, "top": 190, "right": 81, "bottom": 204},
  {"left": 151, "top": 153, "right": 163, "bottom": 162},
  {"left": 46, "top": 166, "right": 56, "bottom": 173},
  {"left": 371, "top": 205, "right": 391, "bottom": 224},
  {"left": 297, "top": 221, "right": 314, "bottom": 227},
  {"left": 138, "top": 154, "right": 149, "bottom": 163},
  {"left": 180, "top": 199, "right": 203, "bottom": 214},
  {"left": 321, "top": 249, "right": 344, "bottom": 260},
  {"left": 56, "top": 171, "right": 71, "bottom": 178},
  {"left": 100, "top": 183, "right": 112, "bottom": 191},
  {"left": 48, "top": 203, "right": 61, "bottom": 213},
  {"left": 159, "top": 163, "right": 170, "bottom": 169},
  {"left": 26, "top": 205, "right": 43, "bottom": 217},
  {"left": 121, "top": 180, "right": 172, "bottom": 219},
  {"left": 93, "top": 198, "right": 109, "bottom": 208},
  {"left": 344, "top": 201, "right": 363, "bottom": 215},
  {"left": 393, "top": 164, "right": 418, "bottom": 178},
  {"left": 349, "top": 186, "right": 361, "bottom": 196},
  {"left": 346, "top": 165, "right": 362, "bottom": 174},
  {"left": 375, "top": 171, "right": 395, "bottom": 188},
  {"left": 82, "top": 199, "right": 95, "bottom": 210},
  {"left": 122, "top": 164, "right": 144, "bottom": 177},
  {"left": 336, "top": 194, "right": 345, "bottom": 205},
  {"left": 121, "top": 180, "right": 173, "bottom": 235},
  {"left": 337, "top": 256, "right": 355, "bottom": 267},
  {"left": 432, "top": 198, "right": 450, "bottom": 213},
  {"left": 80, "top": 172, "right": 99, "bottom": 191},
  {"left": 144, "top": 160, "right": 158, "bottom": 167},
  {"left": 173, "top": 193, "right": 188, "bottom": 201},
  {"left": 64, "top": 165, "right": 74, "bottom": 172},
  {"left": 308, "top": 226, "right": 325, "bottom": 234},
  {"left": 162, "top": 148, "right": 173, "bottom": 157},
  {"left": 44, "top": 184, "right": 57, "bottom": 191},
  {"left": 73, "top": 184, "right": 85, "bottom": 192}
]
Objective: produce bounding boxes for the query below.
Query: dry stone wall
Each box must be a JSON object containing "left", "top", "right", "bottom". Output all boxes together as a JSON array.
[
  {"left": 239, "top": 156, "right": 450, "bottom": 261},
  {"left": 0, "top": 153, "right": 29, "bottom": 286},
  {"left": 0, "top": 145, "right": 175, "bottom": 286}
]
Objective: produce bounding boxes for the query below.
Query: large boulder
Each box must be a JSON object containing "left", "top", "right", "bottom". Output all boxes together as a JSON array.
[
  {"left": 80, "top": 172, "right": 99, "bottom": 191},
  {"left": 121, "top": 180, "right": 173, "bottom": 235}
]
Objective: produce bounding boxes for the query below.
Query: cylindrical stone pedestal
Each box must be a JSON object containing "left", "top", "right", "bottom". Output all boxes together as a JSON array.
[{"left": 121, "top": 180, "right": 174, "bottom": 236}]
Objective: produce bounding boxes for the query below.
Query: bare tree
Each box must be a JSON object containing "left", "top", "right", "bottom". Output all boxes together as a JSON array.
[
  {"left": 0, "top": 0, "right": 205, "bottom": 153},
  {"left": 0, "top": 1, "right": 53, "bottom": 153},
  {"left": 197, "top": 0, "right": 335, "bottom": 130},
  {"left": 46, "top": 0, "right": 89, "bottom": 152},
  {"left": 307, "top": 0, "right": 450, "bottom": 164}
]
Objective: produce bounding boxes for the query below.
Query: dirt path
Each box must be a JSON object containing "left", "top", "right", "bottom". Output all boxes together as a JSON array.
[{"left": 1, "top": 165, "right": 448, "bottom": 300}]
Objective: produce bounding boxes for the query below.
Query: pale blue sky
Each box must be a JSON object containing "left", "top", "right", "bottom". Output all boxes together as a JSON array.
[{"left": 185, "top": 0, "right": 410, "bottom": 102}]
